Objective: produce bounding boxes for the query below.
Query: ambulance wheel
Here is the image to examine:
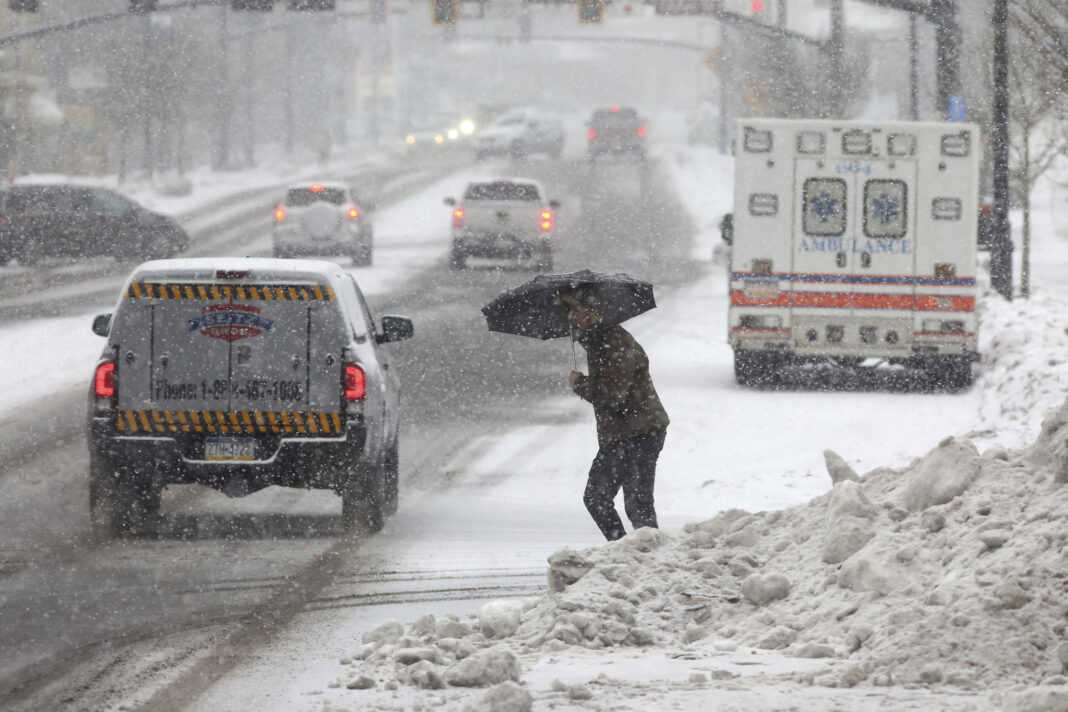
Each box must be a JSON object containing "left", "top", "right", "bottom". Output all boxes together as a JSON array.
[
  {"left": 341, "top": 469, "right": 384, "bottom": 533},
  {"left": 733, "top": 350, "right": 780, "bottom": 388},
  {"left": 929, "top": 357, "right": 973, "bottom": 391}
]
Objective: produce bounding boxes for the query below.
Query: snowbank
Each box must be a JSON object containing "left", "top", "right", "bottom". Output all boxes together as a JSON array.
[{"left": 331, "top": 395, "right": 1067, "bottom": 709}]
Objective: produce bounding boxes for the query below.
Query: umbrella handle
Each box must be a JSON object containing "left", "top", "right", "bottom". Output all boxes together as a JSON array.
[{"left": 570, "top": 318, "right": 578, "bottom": 371}]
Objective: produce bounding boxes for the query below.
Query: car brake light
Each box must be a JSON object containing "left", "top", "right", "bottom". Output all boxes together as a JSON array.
[
  {"left": 452, "top": 207, "right": 465, "bottom": 228},
  {"left": 587, "top": 129, "right": 596, "bottom": 140},
  {"left": 309, "top": 183, "right": 325, "bottom": 193},
  {"left": 344, "top": 363, "right": 366, "bottom": 400},
  {"left": 346, "top": 205, "right": 360, "bottom": 220},
  {"left": 540, "top": 209, "right": 553, "bottom": 231},
  {"left": 611, "top": 106, "right": 619, "bottom": 112},
  {"left": 94, "top": 361, "right": 116, "bottom": 398},
  {"left": 274, "top": 204, "right": 286, "bottom": 222},
  {"left": 637, "top": 125, "right": 647, "bottom": 137}
]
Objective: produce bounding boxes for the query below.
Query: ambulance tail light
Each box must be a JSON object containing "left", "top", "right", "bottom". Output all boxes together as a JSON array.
[
  {"left": 452, "top": 207, "right": 465, "bottom": 228},
  {"left": 751, "top": 259, "right": 773, "bottom": 274},
  {"left": 343, "top": 363, "right": 365, "bottom": 418},
  {"left": 587, "top": 129, "right": 596, "bottom": 140},
  {"left": 93, "top": 360, "right": 117, "bottom": 416},
  {"left": 738, "top": 314, "right": 782, "bottom": 330}
]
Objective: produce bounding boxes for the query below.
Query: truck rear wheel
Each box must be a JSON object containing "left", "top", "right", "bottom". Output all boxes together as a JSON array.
[
  {"left": 733, "top": 350, "right": 781, "bottom": 388},
  {"left": 341, "top": 468, "right": 384, "bottom": 533},
  {"left": 382, "top": 440, "right": 399, "bottom": 516},
  {"left": 90, "top": 456, "right": 161, "bottom": 539}
]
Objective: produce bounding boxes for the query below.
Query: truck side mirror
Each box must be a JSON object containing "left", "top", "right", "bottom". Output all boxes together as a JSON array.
[
  {"left": 377, "top": 315, "right": 414, "bottom": 344},
  {"left": 720, "top": 213, "right": 733, "bottom": 245},
  {"left": 443, "top": 197, "right": 456, "bottom": 207},
  {"left": 92, "top": 313, "right": 112, "bottom": 337}
]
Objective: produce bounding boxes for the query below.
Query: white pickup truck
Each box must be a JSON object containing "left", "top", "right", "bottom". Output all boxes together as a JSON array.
[{"left": 444, "top": 178, "right": 560, "bottom": 271}]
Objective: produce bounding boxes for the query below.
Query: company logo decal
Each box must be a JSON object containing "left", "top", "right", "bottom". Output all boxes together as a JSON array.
[{"left": 189, "top": 304, "right": 273, "bottom": 342}]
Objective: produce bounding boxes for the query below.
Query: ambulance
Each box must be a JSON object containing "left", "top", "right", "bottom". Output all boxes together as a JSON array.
[{"left": 728, "top": 118, "right": 980, "bottom": 388}]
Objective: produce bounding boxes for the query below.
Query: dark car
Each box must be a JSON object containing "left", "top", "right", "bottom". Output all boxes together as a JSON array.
[
  {"left": 87, "top": 258, "right": 413, "bottom": 537},
  {"left": 586, "top": 106, "right": 647, "bottom": 162},
  {"left": 0, "top": 184, "right": 189, "bottom": 266}
]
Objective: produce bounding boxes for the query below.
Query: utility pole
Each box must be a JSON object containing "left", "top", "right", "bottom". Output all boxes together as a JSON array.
[
  {"left": 908, "top": 13, "right": 918, "bottom": 120},
  {"left": 989, "top": 0, "right": 1013, "bottom": 300},
  {"left": 212, "top": 5, "right": 230, "bottom": 170},
  {"left": 827, "top": 0, "right": 845, "bottom": 118}
]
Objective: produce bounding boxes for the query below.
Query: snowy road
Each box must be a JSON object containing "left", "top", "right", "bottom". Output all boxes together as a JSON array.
[{"left": 0, "top": 143, "right": 1030, "bottom": 711}]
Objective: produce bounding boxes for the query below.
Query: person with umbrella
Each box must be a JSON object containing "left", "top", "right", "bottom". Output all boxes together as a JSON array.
[
  {"left": 482, "top": 270, "right": 670, "bottom": 541},
  {"left": 558, "top": 286, "right": 670, "bottom": 541}
]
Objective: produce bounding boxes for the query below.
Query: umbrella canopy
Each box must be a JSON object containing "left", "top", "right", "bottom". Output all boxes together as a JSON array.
[{"left": 481, "top": 269, "right": 656, "bottom": 340}]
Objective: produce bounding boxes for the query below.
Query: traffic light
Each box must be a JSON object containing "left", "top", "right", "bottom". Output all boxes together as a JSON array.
[
  {"left": 431, "top": 0, "right": 457, "bottom": 26},
  {"left": 288, "top": 0, "right": 335, "bottom": 9},
  {"left": 577, "top": 0, "right": 604, "bottom": 24},
  {"left": 9, "top": 0, "right": 38, "bottom": 12},
  {"left": 233, "top": 0, "right": 275, "bottom": 9},
  {"left": 128, "top": 0, "right": 158, "bottom": 11}
]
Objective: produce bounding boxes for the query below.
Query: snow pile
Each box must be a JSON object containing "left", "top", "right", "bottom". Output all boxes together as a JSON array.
[
  {"left": 339, "top": 399, "right": 1068, "bottom": 710},
  {"left": 977, "top": 282, "right": 1068, "bottom": 447}
]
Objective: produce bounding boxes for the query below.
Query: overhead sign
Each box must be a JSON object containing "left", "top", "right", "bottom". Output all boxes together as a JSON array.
[{"left": 655, "top": 0, "right": 718, "bottom": 15}]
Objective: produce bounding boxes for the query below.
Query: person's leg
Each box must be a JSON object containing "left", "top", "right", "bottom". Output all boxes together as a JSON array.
[
  {"left": 622, "top": 429, "right": 666, "bottom": 531},
  {"left": 583, "top": 444, "right": 627, "bottom": 541}
]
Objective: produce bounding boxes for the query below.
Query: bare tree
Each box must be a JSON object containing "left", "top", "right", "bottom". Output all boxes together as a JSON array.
[{"left": 1007, "top": 0, "right": 1068, "bottom": 298}]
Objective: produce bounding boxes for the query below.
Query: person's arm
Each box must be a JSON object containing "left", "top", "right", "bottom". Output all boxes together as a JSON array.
[{"left": 571, "top": 338, "right": 638, "bottom": 412}]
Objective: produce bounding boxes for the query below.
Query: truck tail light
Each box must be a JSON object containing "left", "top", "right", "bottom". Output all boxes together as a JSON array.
[
  {"left": 587, "top": 129, "right": 596, "bottom": 140},
  {"left": 637, "top": 125, "right": 647, "bottom": 137},
  {"left": 452, "top": 207, "right": 465, "bottom": 228},
  {"left": 94, "top": 360, "right": 117, "bottom": 415},
  {"left": 343, "top": 363, "right": 365, "bottom": 419},
  {"left": 540, "top": 209, "right": 553, "bottom": 232},
  {"left": 344, "top": 363, "right": 366, "bottom": 400},
  {"left": 346, "top": 205, "right": 360, "bottom": 220},
  {"left": 274, "top": 204, "right": 286, "bottom": 222}
]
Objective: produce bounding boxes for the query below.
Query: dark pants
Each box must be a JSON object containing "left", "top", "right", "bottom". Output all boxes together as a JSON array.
[{"left": 583, "top": 429, "right": 666, "bottom": 541}]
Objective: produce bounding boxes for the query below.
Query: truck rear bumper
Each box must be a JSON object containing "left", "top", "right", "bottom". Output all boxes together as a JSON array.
[{"left": 89, "top": 418, "right": 371, "bottom": 493}]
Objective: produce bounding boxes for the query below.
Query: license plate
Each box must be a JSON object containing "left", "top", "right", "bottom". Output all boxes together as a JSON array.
[
  {"left": 205, "top": 437, "right": 255, "bottom": 461},
  {"left": 744, "top": 278, "right": 780, "bottom": 299}
]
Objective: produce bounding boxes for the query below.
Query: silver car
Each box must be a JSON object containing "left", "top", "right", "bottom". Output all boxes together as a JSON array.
[{"left": 272, "top": 182, "right": 374, "bottom": 266}]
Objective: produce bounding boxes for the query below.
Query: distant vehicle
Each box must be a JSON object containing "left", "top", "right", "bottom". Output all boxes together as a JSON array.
[
  {"left": 728, "top": 118, "right": 981, "bottom": 389},
  {"left": 586, "top": 106, "right": 647, "bottom": 161},
  {"left": 444, "top": 178, "right": 560, "bottom": 270},
  {"left": 272, "top": 182, "right": 374, "bottom": 266},
  {"left": 87, "top": 257, "right": 413, "bottom": 537},
  {"left": 401, "top": 113, "right": 476, "bottom": 152},
  {"left": 474, "top": 108, "right": 565, "bottom": 161},
  {"left": 0, "top": 183, "right": 188, "bottom": 266}
]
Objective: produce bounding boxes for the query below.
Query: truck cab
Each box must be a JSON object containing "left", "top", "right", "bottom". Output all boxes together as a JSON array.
[{"left": 729, "top": 119, "right": 980, "bottom": 389}]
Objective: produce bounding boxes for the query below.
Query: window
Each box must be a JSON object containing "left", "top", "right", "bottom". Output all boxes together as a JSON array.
[
  {"left": 941, "top": 132, "right": 971, "bottom": 157},
  {"left": 796, "top": 131, "right": 825, "bottom": 154},
  {"left": 90, "top": 189, "right": 135, "bottom": 215},
  {"left": 338, "top": 275, "right": 370, "bottom": 341},
  {"left": 863, "top": 180, "right": 908, "bottom": 238},
  {"left": 802, "top": 178, "right": 847, "bottom": 236},
  {"left": 888, "top": 133, "right": 916, "bottom": 157},
  {"left": 286, "top": 187, "right": 346, "bottom": 206},
  {"left": 748, "top": 193, "right": 778, "bottom": 216},
  {"left": 932, "top": 197, "right": 962, "bottom": 220},
  {"left": 464, "top": 182, "right": 541, "bottom": 201},
  {"left": 743, "top": 127, "right": 772, "bottom": 153},
  {"left": 842, "top": 130, "right": 872, "bottom": 155}
]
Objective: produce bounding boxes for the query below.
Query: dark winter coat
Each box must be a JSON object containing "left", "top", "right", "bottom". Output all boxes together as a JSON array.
[{"left": 572, "top": 324, "right": 669, "bottom": 448}]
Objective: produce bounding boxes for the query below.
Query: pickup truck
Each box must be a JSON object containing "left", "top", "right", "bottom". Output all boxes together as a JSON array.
[{"left": 444, "top": 178, "right": 560, "bottom": 271}]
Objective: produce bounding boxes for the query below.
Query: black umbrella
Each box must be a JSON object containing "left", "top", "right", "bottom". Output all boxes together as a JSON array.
[{"left": 482, "top": 269, "right": 656, "bottom": 347}]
